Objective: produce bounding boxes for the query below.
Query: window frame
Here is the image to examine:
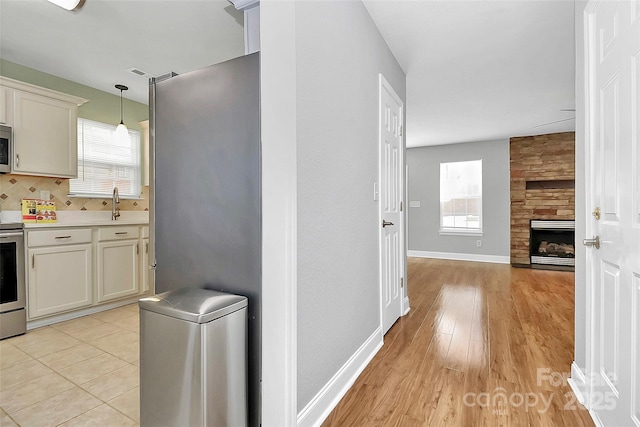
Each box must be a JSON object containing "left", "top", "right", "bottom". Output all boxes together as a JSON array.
[
  {"left": 69, "top": 117, "right": 143, "bottom": 199},
  {"left": 439, "top": 159, "right": 483, "bottom": 235}
]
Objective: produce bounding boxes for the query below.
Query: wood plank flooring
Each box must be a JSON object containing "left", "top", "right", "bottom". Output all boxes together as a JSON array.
[{"left": 322, "top": 258, "right": 594, "bottom": 427}]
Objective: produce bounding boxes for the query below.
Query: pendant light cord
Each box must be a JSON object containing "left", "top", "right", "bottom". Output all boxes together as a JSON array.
[
  {"left": 120, "top": 88, "right": 124, "bottom": 125},
  {"left": 115, "top": 84, "right": 128, "bottom": 126}
]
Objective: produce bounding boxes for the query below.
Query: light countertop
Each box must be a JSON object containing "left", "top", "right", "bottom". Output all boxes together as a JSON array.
[
  {"left": 24, "top": 219, "right": 149, "bottom": 229},
  {"left": 1, "top": 210, "right": 149, "bottom": 228}
]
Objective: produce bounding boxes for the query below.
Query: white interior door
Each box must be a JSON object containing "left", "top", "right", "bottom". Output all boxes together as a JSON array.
[
  {"left": 584, "top": 1, "right": 640, "bottom": 425},
  {"left": 379, "top": 75, "right": 404, "bottom": 335}
]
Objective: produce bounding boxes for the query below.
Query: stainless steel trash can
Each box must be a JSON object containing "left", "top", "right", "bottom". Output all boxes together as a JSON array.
[{"left": 139, "top": 288, "right": 248, "bottom": 427}]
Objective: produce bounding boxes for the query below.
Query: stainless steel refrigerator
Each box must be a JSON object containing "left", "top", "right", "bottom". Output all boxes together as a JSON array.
[{"left": 149, "top": 53, "right": 260, "bottom": 426}]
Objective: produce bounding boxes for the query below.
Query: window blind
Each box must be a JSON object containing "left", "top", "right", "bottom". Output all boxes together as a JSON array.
[{"left": 69, "top": 118, "right": 141, "bottom": 198}]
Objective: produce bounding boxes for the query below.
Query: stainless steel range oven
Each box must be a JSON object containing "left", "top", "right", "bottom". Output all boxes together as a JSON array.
[{"left": 0, "top": 223, "right": 26, "bottom": 339}]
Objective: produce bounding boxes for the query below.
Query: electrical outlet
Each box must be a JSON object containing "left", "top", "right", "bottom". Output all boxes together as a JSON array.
[{"left": 476, "top": 240, "right": 482, "bottom": 247}]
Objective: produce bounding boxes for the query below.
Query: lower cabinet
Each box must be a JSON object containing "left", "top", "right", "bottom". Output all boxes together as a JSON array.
[
  {"left": 28, "top": 244, "right": 93, "bottom": 318},
  {"left": 97, "top": 239, "right": 139, "bottom": 302},
  {"left": 141, "top": 237, "right": 150, "bottom": 293},
  {"left": 26, "top": 224, "right": 149, "bottom": 320}
]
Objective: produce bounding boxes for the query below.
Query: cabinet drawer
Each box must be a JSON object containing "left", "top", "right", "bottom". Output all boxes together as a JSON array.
[
  {"left": 28, "top": 228, "right": 92, "bottom": 247},
  {"left": 98, "top": 226, "right": 140, "bottom": 241}
]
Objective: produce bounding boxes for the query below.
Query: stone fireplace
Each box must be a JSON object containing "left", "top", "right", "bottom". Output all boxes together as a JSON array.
[{"left": 510, "top": 132, "right": 575, "bottom": 267}]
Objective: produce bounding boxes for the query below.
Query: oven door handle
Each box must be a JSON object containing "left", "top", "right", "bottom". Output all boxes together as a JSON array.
[{"left": 0, "top": 232, "right": 24, "bottom": 238}]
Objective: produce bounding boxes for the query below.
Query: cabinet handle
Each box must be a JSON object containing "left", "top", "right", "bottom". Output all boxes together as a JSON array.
[
  {"left": 32, "top": 254, "right": 35, "bottom": 268},
  {"left": 55, "top": 235, "right": 72, "bottom": 239},
  {"left": 16, "top": 154, "right": 20, "bottom": 168},
  {"left": 115, "top": 232, "right": 128, "bottom": 235},
  {"left": 136, "top": 243, "right": 139, "bottom": 255},
  {"left": 145, "top": 242, "right": 149, "bottom": 254}
]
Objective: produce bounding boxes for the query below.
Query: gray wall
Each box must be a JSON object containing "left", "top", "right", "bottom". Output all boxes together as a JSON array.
[
  {"left": 295, "top": 0, "right": 406, "bottom": 412},
  {"left": 407, "top": 139, "right": 510, "bottom": 257}
]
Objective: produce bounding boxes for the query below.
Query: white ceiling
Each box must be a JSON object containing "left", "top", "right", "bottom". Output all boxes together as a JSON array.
[
  {"left": 363, "top": 0, "right": 576, "bottom": 147},
  {"left": 0, "top": 1, "right": 575, "bottom": 147},
  {"left": 0, "top": 0, "right": 245, "bottom": 104}
]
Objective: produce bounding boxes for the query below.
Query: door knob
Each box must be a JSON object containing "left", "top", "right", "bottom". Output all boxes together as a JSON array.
[
  {"left": 592, "top": 207, "right": 601, "bottom": 220},
  {"left": 583, "top": 236, "right": 600, "bottom": 249},
  {"left": 382, "top": 220, "right": 394, "bottom": 228}
]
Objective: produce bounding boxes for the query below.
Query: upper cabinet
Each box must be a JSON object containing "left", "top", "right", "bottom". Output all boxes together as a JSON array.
[
  {"left": 139, "top": 119, "right": 150, "bottom": 186},
  {"left": 0, "top": 86, "right": 13, "bottom": 125},
  {"left": 0, "top": 77, "right": 87, "bottom": 178}
]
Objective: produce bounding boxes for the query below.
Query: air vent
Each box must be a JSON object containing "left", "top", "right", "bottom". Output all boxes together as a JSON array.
[{"left": 127, "top": 67, "right": 150, "bottom": 77}]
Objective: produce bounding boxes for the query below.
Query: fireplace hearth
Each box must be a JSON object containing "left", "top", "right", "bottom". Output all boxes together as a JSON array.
[{"left": 530, "top": 220, "right": 575, "bottom": 269}]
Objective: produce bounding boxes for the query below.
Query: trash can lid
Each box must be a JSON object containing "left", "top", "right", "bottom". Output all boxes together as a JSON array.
[{"left": 139, "top": 288, "right": 247, "bottom": 324}]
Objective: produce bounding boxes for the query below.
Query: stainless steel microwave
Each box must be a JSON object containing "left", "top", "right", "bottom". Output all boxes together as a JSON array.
[{"left": 0, "top": 125, "right": 12, "bottom": 174}]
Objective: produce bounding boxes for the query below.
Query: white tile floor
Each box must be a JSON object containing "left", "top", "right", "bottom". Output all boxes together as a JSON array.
[{"left": 0, "top": 304, "right": 140, "bottom": 426}]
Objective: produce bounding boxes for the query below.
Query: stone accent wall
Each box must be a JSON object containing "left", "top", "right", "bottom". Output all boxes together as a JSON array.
[{"left": 510, "top": 132, "right": 575, "bottom": 265}]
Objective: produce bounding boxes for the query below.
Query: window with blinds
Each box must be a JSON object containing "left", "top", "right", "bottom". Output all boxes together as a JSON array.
[{"left": 69, "top": 118, "right": 141, "bottom": 198}]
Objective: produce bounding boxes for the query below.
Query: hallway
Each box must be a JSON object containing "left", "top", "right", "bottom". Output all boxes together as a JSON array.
[{"left": 323, "top": 258, "right": 594, "bottom": 426}]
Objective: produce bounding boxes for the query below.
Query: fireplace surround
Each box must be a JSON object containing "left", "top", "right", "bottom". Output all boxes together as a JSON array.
[
  {"left": 510, "top": 132, "right": 575, "bottom": 266},
  {"left": 530, "top": 220, "right": 575, "bottom": 269}
]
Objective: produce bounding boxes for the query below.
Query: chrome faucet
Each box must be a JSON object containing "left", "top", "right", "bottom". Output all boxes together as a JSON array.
[{"left": 112, "top": 187, "right": 120, "bottom": 220}]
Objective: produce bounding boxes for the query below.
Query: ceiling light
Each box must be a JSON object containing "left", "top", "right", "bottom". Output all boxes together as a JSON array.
[
  {"left": 115, "top": 84, "right": 131, "bottom": 145},
  {"left": 47, "top": 0, "right": 85, "bottom": 11}
]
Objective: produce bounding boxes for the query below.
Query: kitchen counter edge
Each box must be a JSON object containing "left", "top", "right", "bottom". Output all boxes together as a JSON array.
[{"left": 24, "top": 220, "right": 149, "bottom": 229}]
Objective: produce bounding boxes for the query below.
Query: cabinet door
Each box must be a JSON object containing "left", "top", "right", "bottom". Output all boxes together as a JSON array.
[
  {"left": 13, "top": 90, "right": 78, "bottom": 177},
  {"left": 0, "top": 86, "right": 12, "bottom": 125},
  {"left": 140, "top": 238, "right": 150, "bottom": 293},
  {"left": 28, "top": 244, "right": 92, "bottom": 319},
  {"left": 97, "top": 240, "right": 139, "bottom": 302}
]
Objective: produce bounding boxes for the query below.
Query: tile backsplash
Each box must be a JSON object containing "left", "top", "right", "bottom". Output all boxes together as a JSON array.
[{"left": 0, "top": 174, "right": 149, "bottom": 212}]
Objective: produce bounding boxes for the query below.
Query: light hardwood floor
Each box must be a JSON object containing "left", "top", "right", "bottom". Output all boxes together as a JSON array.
[{"left": 323, "top": 258, "right": 595, "bottom": 427}]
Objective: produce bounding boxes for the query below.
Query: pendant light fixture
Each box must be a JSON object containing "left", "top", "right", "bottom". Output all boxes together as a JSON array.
[
  {"left": 114, "top": 84, "right": 130, "bottom": 145},
  {"left": 47, "top": 0, "right": 85, "bottom": 11}
]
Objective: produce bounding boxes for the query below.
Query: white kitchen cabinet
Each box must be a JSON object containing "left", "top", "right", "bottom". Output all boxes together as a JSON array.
[
  {"left": 140, "top": 226, "right": 152, "bottom": 294},
  {"left": 0, "top": 77, "right": 87, "bottom": 178},
  {"left": 26, "top": 224, "right": 149, "bottom": 321},
  {"left": 97, "top": 226, "right": 140, "bottom": 302},
  {"left": 0, "top": 86, "right": 12, "bottom": 125},
  {"left": 27, "top": 229, "right": 93, "bottom": 319},
  {"left": 141, "top": 237, "right": 151, "bottom": 293},
  {"left": 139, "top": 120, "right": 150, "bottom": 186}
]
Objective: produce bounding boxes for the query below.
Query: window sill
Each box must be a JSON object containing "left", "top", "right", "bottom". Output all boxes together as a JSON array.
[
  {"left": 439, "top": 229, "right": 484, "bottom": 237},
  {"left": 67, "top": 193, "right": 145, "bottom": 200}
]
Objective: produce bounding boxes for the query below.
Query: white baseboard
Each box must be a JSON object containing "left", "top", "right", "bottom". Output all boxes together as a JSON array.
[
  {"left": 407, "top": 250, "right": 510, "bottom": 264},
  {"left": 27, "top": 294, "right": 148, "bottom": 330},
  {"left": 589, "top": 410, "right": 604, "bottom": 427},
  {"left": 567, "top": 361, "right": 587, "bottom": 406},
  {"left": 568, "top": 362, "right": 603, "bottom": 427},
  {"left": 403, "top": 296, "right": 410, "bottom": 315},
  {"left": 297, "top": 327, "right": 383, "bottom": 427}
]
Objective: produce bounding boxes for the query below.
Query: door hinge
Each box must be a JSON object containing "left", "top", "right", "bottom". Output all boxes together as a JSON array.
[
  {"left": 400, "top": 277, "right": 404, "bottom": 288},
  {"left": 399, "top": 126, "right": 403, "bottom": 137}
]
